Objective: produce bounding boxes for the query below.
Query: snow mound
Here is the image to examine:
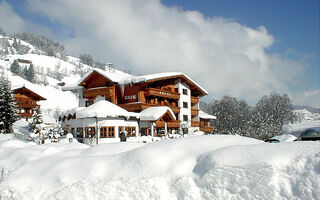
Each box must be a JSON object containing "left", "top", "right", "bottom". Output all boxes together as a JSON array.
[{"left": 0, "top": 135, "right": 319, "bottom": 200}]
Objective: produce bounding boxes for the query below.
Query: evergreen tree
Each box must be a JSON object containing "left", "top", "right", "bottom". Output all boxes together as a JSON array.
[
  {"left": 26, "top": 64, "right": 35, "bottom": 83},
  {"left": 10, "top": 60, "right": 20, "bottom": 74},
  {"left": 0, "top": 72, "right": 18, "bottom": 134},
  {"left": 30, "top": 107, "right": 43, "bottom": 134},
  {"left": 80, "top": 53, "right": 94, "bottom": 66},
  {"left": 0, "top": 27, "right": 6, "bottom": 36}
]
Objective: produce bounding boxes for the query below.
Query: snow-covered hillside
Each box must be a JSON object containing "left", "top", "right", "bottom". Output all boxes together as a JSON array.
[
  {"left": 0, "top": 134, "right": 319, "bottom": 200},
  {"left": 0, "top": 35, "right": 86, "bottom": 122},
  {"left": 294, "top": 109, "right": 320, "bottom": 121}
]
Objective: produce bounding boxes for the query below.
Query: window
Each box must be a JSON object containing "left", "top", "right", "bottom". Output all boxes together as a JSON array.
[
  {"left": 85, "top": 127, "right": 95, "bottom": 138},
  {"left": 100, "top": 126, "right": 115, "bottom": 138},
  {"left": 183, "top": 115, "right": 188, "bottom": 121},
  {"left": 183, "top": 89, "right": 188, "bottom": 95},
  {"left": 86, "top": 100, "right": 94, "bottom": 107},
  {"left": 26, "top": 100, "right": 28, "bottom": 104},
  {"left": 183, "top": 102, "right": 188, "bottom": 108},
  {"left": 76, "top": 127, "right": 83, "bottom": 137},
  {"left": 126, "top": 127, "right": 136, "bottom": 137}
]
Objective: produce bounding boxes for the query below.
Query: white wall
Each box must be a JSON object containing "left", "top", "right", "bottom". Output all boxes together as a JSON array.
[
  {"left": 63, "top": 117, "right": 139, "bottom": 144},
  {"left": 175, "top": 79, "right": 191, "bottom": 127}
]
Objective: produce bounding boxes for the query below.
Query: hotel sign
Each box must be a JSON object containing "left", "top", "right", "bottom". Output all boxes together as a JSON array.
[{"left": 125, "top": 95, "right": 137, "bottom": 100}]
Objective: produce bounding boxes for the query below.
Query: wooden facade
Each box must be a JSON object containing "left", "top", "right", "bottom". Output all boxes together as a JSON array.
[
  {"left": 78, "top": 70, "right": 214, "bottom": 133},
  {"left": 13, "top": 86, "right": 46, "bottom": 119}
]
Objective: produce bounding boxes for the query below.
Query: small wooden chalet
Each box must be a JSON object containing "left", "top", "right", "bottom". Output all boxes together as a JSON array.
[{"left": 12, "top": 86, "right": 46, "bottom": 119}]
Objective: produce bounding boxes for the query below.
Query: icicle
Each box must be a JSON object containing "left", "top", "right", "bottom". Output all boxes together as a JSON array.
[{"left": 120, "top": 83, "right": 125, "bottom": 97}]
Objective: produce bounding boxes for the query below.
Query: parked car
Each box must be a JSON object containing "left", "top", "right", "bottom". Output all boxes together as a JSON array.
[
  {"left": 294, "top": 128, "right": 320, "bottom": 141},
  {"left": 264, "top": 138, "right": 280, "bottom": 143}
]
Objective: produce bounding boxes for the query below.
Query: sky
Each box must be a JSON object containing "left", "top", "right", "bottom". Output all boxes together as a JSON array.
[{"left": 0, "top": 0, "right": 319, "bottom": 108}]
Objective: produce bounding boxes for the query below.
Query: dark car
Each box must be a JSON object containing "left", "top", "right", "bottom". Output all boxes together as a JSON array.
[
  {"left": 294, "top": 128, "right": 320, "bottom": 141},
  {"left": 264, "top": 138, "right": 280, "bottom": 143}
]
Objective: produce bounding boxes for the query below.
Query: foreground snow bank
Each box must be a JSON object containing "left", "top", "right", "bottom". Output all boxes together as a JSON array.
[{"left": 0, "top": 135, "right": 319, "bottom": 200}]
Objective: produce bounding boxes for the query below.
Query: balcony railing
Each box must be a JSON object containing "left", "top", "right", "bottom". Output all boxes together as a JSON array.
[
  {"left": 84, "top": 87, "right": 114, "bottom": 99},
  {"left": 16, "top": 103, "right": 38, "bottom": 109},
  {"left": 144, "top": 88, "right": 180, "bottom": 100},
  {"left": 191, "top": 120, "right": 200, "bottom": 127},
  {"left": 155, "top": 120, "right": 180, "bottom": 128},
  {"left": 191, "top": 108, "right": 199, "bottom": 116},
  {"left": 200, "top": 126, "right": 214, "bottom": 133},
  {"left": 119, "top": 102, "right": 180, "bottom": 114},
  {"left": 19, "top": 113, "right": 33, "bottom": 118},
  {"left": 191, "top": 96, "right": 199, "bottom": 104}
]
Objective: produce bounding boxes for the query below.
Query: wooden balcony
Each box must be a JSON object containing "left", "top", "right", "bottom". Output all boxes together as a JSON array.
[
  {"left": 167, "top": 121, "right": 180, "bottom": 128},
  {"left": 119, "top": 102, "right": 180, "bottom": 114},
  {"left": 156, "top": 120, "right": 180, "bottom": 128},
  {"left": 191, "top": 108, "right": 199, "bottom": 116},
  {"left": 200, "top": 126, "right": 214, "bottom": 133},
  {"left": 191, "top": 120, "right": 200, "bottom": 127},
  {"left": 84, "top": 87, "right": 114, "bottom": 99},
  {"left": 191, "top": 96, "right": 199, "bottom": 104},
  {"left": 16, "top": 103, "right": 38, "bottom": 109},
  {"left": 170, "top": 106, "right": 181, "bottom": 114},
  {"left": 18, "top": 113, "right": 33, "bottom": 118},
  {"left": 144, "top": 88, "right": 180, "bottom": 100}
]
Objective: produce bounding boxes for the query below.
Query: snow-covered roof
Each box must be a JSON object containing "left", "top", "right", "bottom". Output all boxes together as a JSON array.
[
  {"left": 120, "top": 72, "right": 208, "bottom": 95},
  {"left": 75, "top": 100, "right": 138, "bottom": 119},
  {"left": 77, "top": 67, "right": 134, "bottom": 85},
  {"left": 61, "top": 84, "right": 83, "bottom": 91},
  {"left": 61, "top": 107, "right": 86, "bottom": 117},
  {"left": 12, "top": 84, "right": 46, "bottom": 101},
  {"left": 76, "top": 68, "right": 207, "bottom": 95},
  {"left": 139, "top": 106, "right": 176, "bottom": 121},
  {"left": 199, "top": 110, "right": 216, "bottom": 120}
]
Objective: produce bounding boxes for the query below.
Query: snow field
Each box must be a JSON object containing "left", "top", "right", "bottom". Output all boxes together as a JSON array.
[{"left": 0, "top": 134, "right": 319, "bottom": 200}]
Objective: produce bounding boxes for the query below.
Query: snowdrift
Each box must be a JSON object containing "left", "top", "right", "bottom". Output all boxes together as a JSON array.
[{"left": 0, "top": 135, "right": 319, "bottom": 200}]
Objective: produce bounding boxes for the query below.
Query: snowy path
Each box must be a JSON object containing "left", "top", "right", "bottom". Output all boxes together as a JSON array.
[{"left": 0, "top": 135, "right": 319, "bottom": 200}]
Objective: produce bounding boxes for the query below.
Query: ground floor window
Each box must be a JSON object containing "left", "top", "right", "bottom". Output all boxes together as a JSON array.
[
  {"left": 76, "top": 127, "right": 83, "bottom": 137},
  {"left": 85, "top": 127, "right": 95, "bottom": 138},
  {"left": 140, "top": 128, "right": 149, "bottom": 136},
  {"left": 126, "top": 126, "right": 136, "bottom": 137},
  {"left": 100, "top": 126, "right": 115, "bottom": 138}
]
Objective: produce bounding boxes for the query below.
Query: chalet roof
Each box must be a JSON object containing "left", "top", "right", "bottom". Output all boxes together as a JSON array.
[
  {"left": 65, "top": 100, "right": 139, "bottom": 119},
  {"left": 199, "top": 110, "right": 216, "bottom": 120},
  {"left": 77, "top": 68, "right": 134, "bottom": 85},
  {"left": 130, "top": 72, "right": 208, "bottom": 95},
  {"left": 139, "top": 106, "right": 176, "bottom": 121},
  {"left": 76, "top": 68, "right": 207, "bottom": 96},
  {"left": 12, "top": 85, "right": 46, "bottom": 101}
]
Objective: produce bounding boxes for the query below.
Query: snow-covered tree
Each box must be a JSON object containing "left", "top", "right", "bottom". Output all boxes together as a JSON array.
[
  {"left": 54, "top": 61, "right": 63, "bottom": 80},
  {"left": 30, "top": 107, "right": 43, "bottom": 134},
  {"left": 0, "top": 72, "right": 18, "bottom": 134},
  {"left": 0, "top": 27, "right": 6, "bottom": 36},
  {"left": 208, "top": 96, "right": 251, "bottom": 136},
  {"left": 26, "top": 64, "right": 35, "bottom": 83},
  {"left": 10, "top": 60, "right": 20, "bottom": 74},
  {"left": 248, "top": 93, "right": 296, "bottom": 140},
  {"left": 80, "top": 53, "right": 94, "bottom": 66}
]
